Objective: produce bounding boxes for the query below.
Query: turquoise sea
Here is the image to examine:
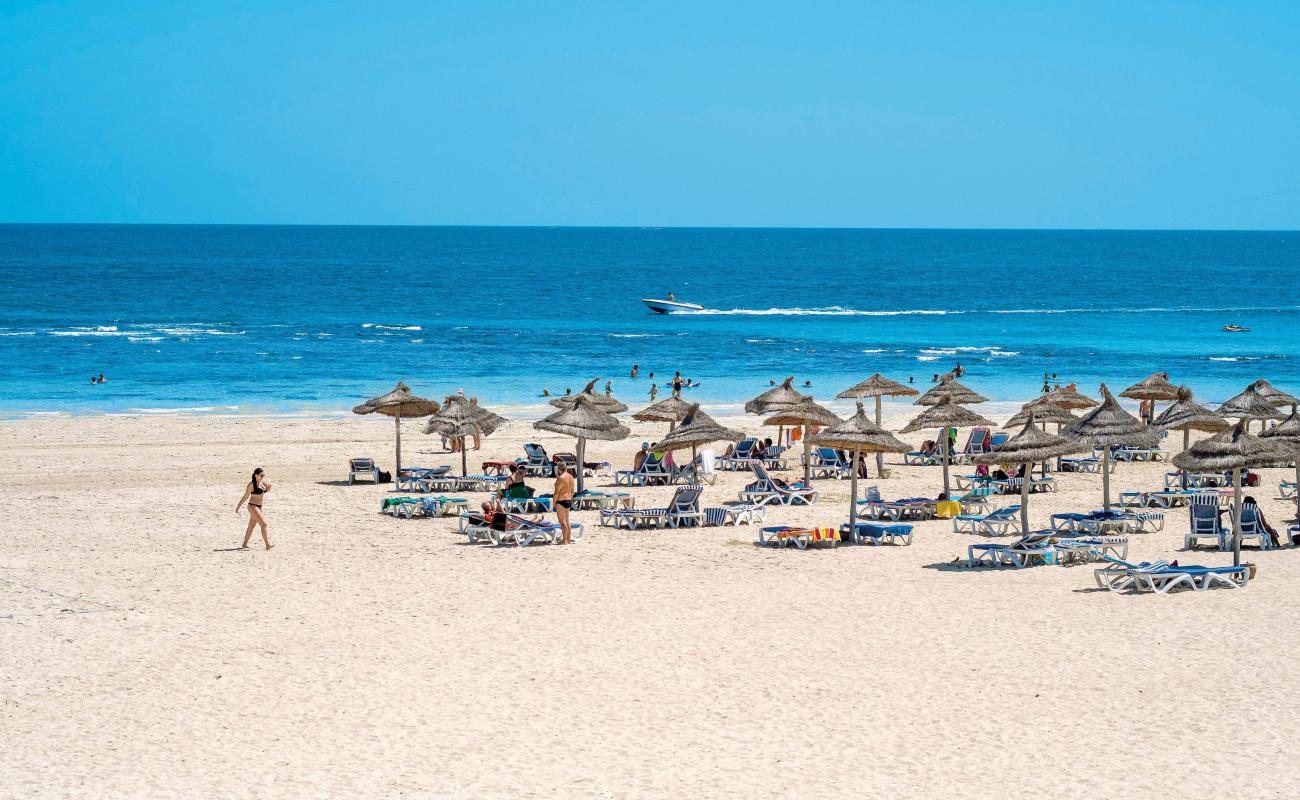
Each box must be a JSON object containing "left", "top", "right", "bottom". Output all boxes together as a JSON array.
[{"left": 1, "top": 224, "right": 1297, "bottom": 418}]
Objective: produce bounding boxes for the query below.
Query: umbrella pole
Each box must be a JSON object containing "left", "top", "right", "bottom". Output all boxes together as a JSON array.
[
  {"left": 849, "top": 448, "right": 859, "bottom": 540},
  {"left": 1233, "top": 467, "right": 1243, "bottom": 567},
  {"left": 1181, "top": 428, "right": 1190, "bottom": 489},
  {"left": 691, "top": 444, "right": 698, "bottom": 484},
  {"left": 1020, "top": 461, "right": 1031, "bottom": 533},
  {"left": 1101, "top": 446, "right": 1111, "bottom": 512},
  {"left": 802, "top": 423, "right": 811, "bottom": 485},
  {"left": 577, "top": 437, "right": 586, "bottom": 495},
  {"left": 941, "top": 430, "right": 951, "bottom": 496},
  {"left": 461, "top": 441, "right": 468, "bottom": 477},
  {"left": 874, "top": 396, "right": 885, "bottom": 476},
  {"left": 395, "top": 408, "right": 402, "bottom": 478}
]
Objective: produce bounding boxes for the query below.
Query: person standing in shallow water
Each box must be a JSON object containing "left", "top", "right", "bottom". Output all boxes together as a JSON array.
[{"left": 235, "top": 467, "right": 273, "bottom": 550}]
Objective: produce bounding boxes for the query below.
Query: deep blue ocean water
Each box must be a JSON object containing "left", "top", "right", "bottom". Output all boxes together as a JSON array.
[{"left": 1, "top": 224, "right": 1298, "bottom": 418}]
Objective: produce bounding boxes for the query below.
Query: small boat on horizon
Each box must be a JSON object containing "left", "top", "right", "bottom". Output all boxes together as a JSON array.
[
  {"left": 642, "top": 296, "right": 704, "bottom": 314},
  {"left": 1221, "top": 324, "right": 1251, "bottom": 333}
]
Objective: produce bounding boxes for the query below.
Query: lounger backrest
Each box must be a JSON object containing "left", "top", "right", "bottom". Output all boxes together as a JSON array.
[
  {"left": 734, "top": 439, "right": 756, "bottom": 458},
  {"left": 1239, "top": 504, "right": 1260, "bottom": 530},
  {"left": 351, "top": 458, "right": 374, "bottom": 469},
  {"left": 967, "top": 427, "right": 990, "bottom": 452},
  {"left": 751, "top": 462, "right": 775, "bottom": 487},
  {"left": 524, "top": 443, "right": 548, "bottom": 463},
  {"left": 641, "top": 451, "right": 664, "bottom": 471},
  {"left": 865, "top": 485, "right": 883, "bottom": 503},
  {"left": 988, "top": 432, "right": 1009, "bottom": 448},
  {"left": 671, "top": 485, "right": 702, "bottom": 511}
]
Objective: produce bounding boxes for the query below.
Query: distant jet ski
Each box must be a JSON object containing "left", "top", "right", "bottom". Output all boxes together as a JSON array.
[
  {"left": 1221, "top": 324, "right": 1251, "bottom": 333},
  {"left": 642, "top": 297, "right": 704, "bottom": 314}
]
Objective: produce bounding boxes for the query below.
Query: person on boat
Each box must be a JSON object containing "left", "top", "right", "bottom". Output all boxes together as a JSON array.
[{"left": 667, "top": 291, "right": 676, "bottom": 301}]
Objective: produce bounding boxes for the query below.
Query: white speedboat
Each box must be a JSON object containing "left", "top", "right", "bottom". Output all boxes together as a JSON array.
[{"left": 642, "top": 297, "right": 704, "bottom": 314}]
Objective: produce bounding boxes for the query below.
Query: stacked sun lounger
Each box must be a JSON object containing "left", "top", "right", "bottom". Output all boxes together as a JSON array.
[
  {"left": 703, "top": 503, "right": 767, "bottom": 526},
  {"left": 952, "top": 505, "right": 1022, "bottom": 536},
  {"left": 380, "top": 496, "right": 468, "bottom": 518},
  {"left": 757, "top": 526, "right": 840, "bottom": 549},
  {"left": 839, "top": 521, "right": 913, "bottom": 545},
  {"left": 1093, "top": 555, "right": 1249, "bottom": 593}
]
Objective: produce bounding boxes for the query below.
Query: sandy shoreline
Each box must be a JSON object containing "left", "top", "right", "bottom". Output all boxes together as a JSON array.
[{"left": 3, "top": 410, "right": 1299, "bottom": 798}]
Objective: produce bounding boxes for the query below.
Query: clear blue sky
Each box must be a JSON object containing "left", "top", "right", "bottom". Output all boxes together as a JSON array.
[{"left": 2, "top": 1, "right": 1298, "bottom": 228}]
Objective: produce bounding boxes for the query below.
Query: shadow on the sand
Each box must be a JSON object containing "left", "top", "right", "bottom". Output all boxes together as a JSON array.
[{"left": 212, "top": 547, "right": 251, "bottom": 553}]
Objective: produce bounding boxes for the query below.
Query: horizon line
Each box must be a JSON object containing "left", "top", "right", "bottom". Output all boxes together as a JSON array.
[{"left": 1, "top": 222, "right": 1298, "bottom": 234}]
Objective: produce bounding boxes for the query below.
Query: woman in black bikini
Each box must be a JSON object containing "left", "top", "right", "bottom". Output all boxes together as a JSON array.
[{"left": 236, "top": 467, "right": 273, "bottom": 550}]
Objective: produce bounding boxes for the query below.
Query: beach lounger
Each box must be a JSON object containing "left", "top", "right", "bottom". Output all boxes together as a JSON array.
[
  {"left": 1050, "top": 535, "right": 1128, "bottom": 565},
  {"left": 840, "top": 521, "right": 913, "bottom": 545},
  {"left": 966, "top": 531, "right": 1056, "bottom": 568},
  {"left": 739, "top": 463, "right": 817, "bottom": 506},
  {"left": 904, "top": 440, "right": 939, "bottom": 466},
  {"left": 717, "top": 438, "right": 758, "bottom": 471},
  {"left": 952, "top": 426, "right": 990, "bottom": 464},
  {"left": 614, "top": 451, "right": 673, "bottom": 486},
  {"left": 1092, "top": 555, "right": 1173, "bottom": 590},
  {"left": 810, "top": 447, "right": 853, "bottom": 479},
  {"left": 522, "top": 443, "right": 554, "bottom": 477},
  {"left": 1184, "top": 494, "right": 1225, "bottom": 550},
  {"left": 956, "top": 487, "right": 996, "bottom": 514},
  {"left": 986, "top": 431, "right": 1010, "bottom": 449},
  {"left": 757, "top": 525, "right": 840, "bottom": 549},
  {"left": 1281, "top": 481, "right": 1296, "bottom": 499},
  {"left": 490, "top": 515, "right": 584, "bottom": 546},
  {"left": 952, "top": 505, "right": 1022, "bottom": 536},
  {"left": 349, "top": 457, "right": 381, "bottom": 484},
  {"left": 703, "top": 503, "right": 767, "bottom": 526}
]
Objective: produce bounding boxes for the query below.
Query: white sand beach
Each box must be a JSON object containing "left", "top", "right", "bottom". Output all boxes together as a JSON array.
[{"left": 3, "top": 409, "right": 1299, "bottom": 799}]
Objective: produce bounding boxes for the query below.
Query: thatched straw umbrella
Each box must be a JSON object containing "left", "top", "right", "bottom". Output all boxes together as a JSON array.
[
  {"left": 763, "top": 396, "right": 842, "bottom": 485},
  {"left": 1174, "top": 421, "right": 1292, "bottom": 566},
  {"left": 973, "top": 412, "right": 1087, "bottom": 534},
  {"left": 352, "top": 382, "right": 441, "bottom": 478},
  {"left": 900, "top": 397, "right": 995, "bottom": 496},
  {"left": 745, "top": 377, "right": 807, "bottom": 444},
  {"left": 1260, "top": 407, "right": 1300, "bottom": 518},
  {"left": 534, "top": 395, "right": 630, "bottom": 494},
  {"left": 915, "top": 377, "right": 988, "bottom": 406},
  {"left": 812, "top": 402, "right": 910, "bottom": 534},
  {"left": 1152, "top": 387, "right": 1228, "bottom": 488},
  {"left": 1218, "top": 383, "right": 1286, "bottom": 431},
  {"left": 470, "top": 397, "right": 507, "bottom": 436},
  {"left": 1252, "top": 378, "right": 1300, "bottom": 410},
  {"left": 1042, "top": 385, "right": 1098, "bottom": 411},
  {"left": 631, "top": 395, "right": 694, "bottom": 432},
  {"left": 654, "top": 404, "right": 746, "bottom": 484},
  {"left": 837, "top": 373, "right": 918, "bottom": 474},
  {"left": 424, "top": 395, "right": 501, "bottom": 476},
  {"left": 1061, "top": 384, "right": 1159, "bottom": 511},
  {"left": 1121, "top": 372, "right": 1181, "bottom": 423},
  {"left": 549, "top": 378, "right": 629, "bottom": 414},
  {"left": 1005, "top": 397, "right": 1078, "bottom": 430}
]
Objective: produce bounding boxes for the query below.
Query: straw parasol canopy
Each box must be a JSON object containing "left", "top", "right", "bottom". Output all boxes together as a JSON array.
[
  {"left": 352, "top": 381, "right": 441, "bottom": 476},
  {"left": 1174, "top": 420, "right": 1294, "bottom": 565},
  {"left": 549, "top": 378, "right": 629, "bottom": 414},
  {"left": 1252, "top": 378, "right": 1300, "bottom": 410},
  {"left": 764, "top": 396, "right": 843, "bottom": 485},
  {"left": 745, "top": 377, "right": 807, "bottom": 414},
  {"left": 631, "top": 395, "right": 694, "bottom": 431},
  {"left": 534, "top": 394, "right": 629, "bottom": 493},
  {"left": 470, "top": 397, "right": 507, "bottom": 436},
  {"left": 900, "top": 397, "right": 996, "bottom": 495},
  {"left": 1004, "top": 397, "right": 1078, "bottom": 429},
  {"left": 1260, "top": 407, "right": 1300, "bottom": 518},
  {"left": 1042, "top": 385, "right": 1098, "bottom": 410},
  {"left": 424, "top": 395, "right": 502, "bottom": 475},
  {"left": 837, "top": 372, "right": 918, "bottom": 474},
  {"left": 837, "top": 373, "right": 919, "bottom": 401},
  {"left": 974, "top": 412, "right": 1087, "bottom": 534},
  {"left": 812, "top": 401, "right": 911, "bottom": 533},
  {"left": 1218, "top": 383, "right": 1287, "bottom": 423},
  {"left": 915, "top": 377, "right": 988, "bottom": 406},
  {"left": 653, "top": 403, "right": 745, "bottom": 483},
  {"left": 1120, "top": 372, "right": 1180, "bottom": 402},
  {"left": 1061, "top": 384, "right": 1160, "bottom": 511},
  {"left": 1151, "top": 386, "right": 1228, "bottom": 487}
]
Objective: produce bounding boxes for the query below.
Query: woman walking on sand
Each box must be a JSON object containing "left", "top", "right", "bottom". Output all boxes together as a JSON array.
[{"left": 235, "top": 467, "right": 273, "bottom": 550}]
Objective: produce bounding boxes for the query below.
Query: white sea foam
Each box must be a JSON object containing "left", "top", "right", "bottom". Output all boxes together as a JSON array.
[
  {"left": 988, "top": 350, "right": 1020, "bottom": 357},
  {"left": 158, "top": 327, "right": 246, "bottom": 336},
  {"left": 916, "top": 355, "right": 940, "bottom": 362},
  {"left": 861, "top": 348, "right": 886, "bottom": 353},
  {"left": 0, "top": 331, "right": 37, "bottom": 336},
  {"left": 363, "top": 324, "right": 422, "bottom": 331},
  {"left": 919, "top": 348, "right": 959, "bottom": 356},
  {"left": 692, "top": 306, "right": 952, "bottom": 317},
  {"left": 128, "top": 336, "right": 164, "bottom": 342},
  {"left": 49, "top": 327, "right": 134, "bottom": 337},
  {"left": 128, "top": 405, "right": 240, "bottom": 414},
  {"left": 609, "top": 333, "right": 657, "bottom": 338}
]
